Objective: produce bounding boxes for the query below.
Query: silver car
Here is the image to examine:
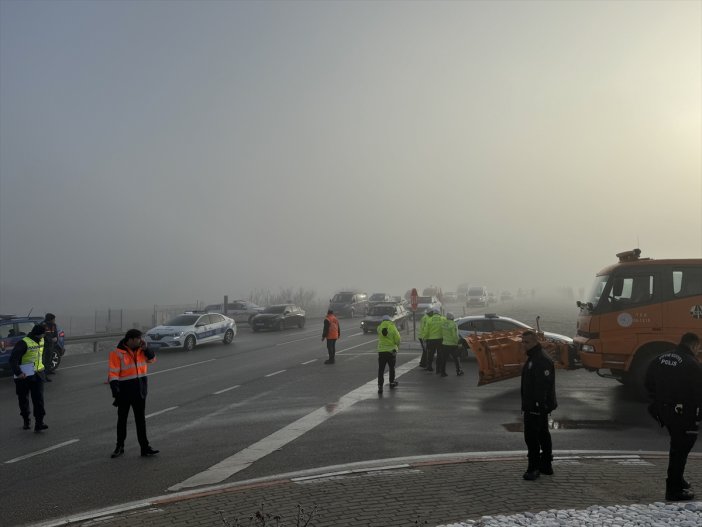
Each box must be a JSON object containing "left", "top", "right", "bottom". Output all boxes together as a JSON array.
[{"left": 145, "top": 312, "right": 236, "bottom": 351}]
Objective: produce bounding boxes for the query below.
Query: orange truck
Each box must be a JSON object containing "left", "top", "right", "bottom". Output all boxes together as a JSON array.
[{"left": 469, "top": 249, "right": 702, "bottom": 395}]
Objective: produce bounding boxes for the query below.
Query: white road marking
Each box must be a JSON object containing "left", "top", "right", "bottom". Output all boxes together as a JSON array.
[
  {"left": 169, "top": 357, "right": 420, "bottom": 491},
  {"left": 213, "top": 384, "right": 241, "bottom": 395},
  {"left": 146, "top": 406, "right": 178, "bottom": 419},
  {"left": 265, "top": 370, "right": 286, "bottom": 377},
  {"left": 149, "top": 359, "right": 216, "bottom": 376},
  {"left": 5, "top": 439, "right": 80, "bottom": 464},
  {"left": 301, "top": 359, "right": 318, "bottom": 365}
]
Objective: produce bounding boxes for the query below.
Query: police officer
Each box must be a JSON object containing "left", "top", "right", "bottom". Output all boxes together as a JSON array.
[
  {"left": 42, "top": 313, "right": 58, "bottom": 380},
  {"left": 645, "top": 332, "right": 702, "bottom": 501},
  {"left": 321, "top": 309, "right": 340, "bottom": 364},
  {"left": 424, "top": 308, "right": 443, "bottom": 373},
  {"left": 439, "top": 313, "right": 464, "bottom": 377},
  {"left": 520, "top": 330, "right": 557, "bottom": 480},
  {"left": 418, "top": 308, "right": 430, "bottom": 368},
  {"left": 377, "top": 315, "right": 400, "bottom": 394},
  {"left": 9, "top": 324, "right": 49, "bottom": 432}
]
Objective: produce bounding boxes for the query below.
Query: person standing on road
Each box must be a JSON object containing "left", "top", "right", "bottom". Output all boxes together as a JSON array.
[
  {"left": 377, "top": 315, "right": 400, "bottom": 394},
  {"left": 418, "top": 308, "right": 430, "bottom": 368},
  {"left": 645, "top": 332, "right": 702, "bottom": 501},
  {"left": 9, "top": 324, "right": 49, "bottom": 432},
  {"left": 321, "top": 309, "right": 341, "bottom": 364},
  {"left": 439, "top": 312, "right": 464, "bottom": 377},
  {"left": 41, "top": 313, "right": 58, "bottom": 381},
  {"left": 424, "top": 308, "right": 444, "bottom": 373},
  {"left": 520, "top": 330, "right": 557, "bottom": 481},
  {"left": 108, "top": 329, "right": 159, "bottom": 458}
]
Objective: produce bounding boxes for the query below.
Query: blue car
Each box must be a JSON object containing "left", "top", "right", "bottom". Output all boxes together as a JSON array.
[{"left": 0, "top": 315, "right": 66, "bottom": 372}]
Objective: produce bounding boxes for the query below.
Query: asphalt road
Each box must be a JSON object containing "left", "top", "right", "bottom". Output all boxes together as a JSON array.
[{"left": 1, "top": 299, "right": 671, "bottom": 526}]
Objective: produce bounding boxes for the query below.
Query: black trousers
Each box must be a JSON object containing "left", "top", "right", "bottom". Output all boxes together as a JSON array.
[
  {"left": 523, "top": 411, "right": 552, "bottom": 471},
  {"left": 419, "top": 339, "right": 427, "bottom": 367},
  {"left": 116, "top": 396, "right": 149, "bottom": 449},
  {"left": 666, "top": 423, "right": 698, "bottom": 490},
  {"left": 378, "top": 352, "right": 396, "bottom": 387},
  {"left": 326, "top": 339, "right": 337, "bottom": 361},
  {"left": 15, "top": 374, "right": 45, "bottom": 422},
  {"left": 438, "top": 344, "right": 462, "bottom": 374},
  {"left": 426, "top": 339, "right": 442, "bottom": 368}
]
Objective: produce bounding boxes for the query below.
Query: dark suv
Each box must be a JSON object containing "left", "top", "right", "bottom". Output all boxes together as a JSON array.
[
  {"left": 328, "top": 291, "right": 369, "bottom": 318},
  {"left": 0, "top": 315, "right": 66, "bottom": 373}
]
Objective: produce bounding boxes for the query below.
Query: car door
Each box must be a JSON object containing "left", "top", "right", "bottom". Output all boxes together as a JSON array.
[
  {"left": 195, "top": 315, "right": 212, "bottom": 342},
  {"left": 209, "top": 314, "right": 225, "bottom": 339}
]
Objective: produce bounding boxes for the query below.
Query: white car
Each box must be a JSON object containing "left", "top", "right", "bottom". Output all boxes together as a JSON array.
[
  {"left": 455, "top": 313, "right": 573, "bottom": 351},
  {"left": 416, "top": 295, "right": 443, "bottom": 315},
  {"left": 145, "top": 312, "right": 236, "bottom": 351}
]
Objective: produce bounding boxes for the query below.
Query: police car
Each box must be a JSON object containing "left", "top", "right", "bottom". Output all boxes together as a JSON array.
[
  {"left": 144, "top": 312, "right": 236, "bottom": 351},
  {"left": 0, "top": 315, "right": 66, "bottom": 372}
]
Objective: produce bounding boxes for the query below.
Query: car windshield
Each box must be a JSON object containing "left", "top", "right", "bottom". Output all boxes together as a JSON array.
[
  {"left": 417, "top": 296, "right": 432, "bottom": 303},
  {"left": 165, "top": 315, "right": 199, "bottom": 326},
  {"left": 369, "top": 306, "right": 396, "bottom": 316},
  {"left": 263, "top": 305, "right": 286, "bottom": 314},
  {"left": 370, "top": 294, "right": 386, "bottom": 301},
  {"left": 468, "top": 288, "right": 485, "bottom": 295},
  {"left": 332, "top": 293, "right": 353, "bottom": 302}
]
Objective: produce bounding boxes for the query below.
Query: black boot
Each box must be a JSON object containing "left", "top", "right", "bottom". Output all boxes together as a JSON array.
[
  {"left": 666, "top": 478, "right": 695, "bottom": 501},
  {"left": 523, "top": 468, "right": 540, "bottom": 481},
  {"left": 111, "top": 445, "right": 124, "bottom": 458},
  {"left": 539, "top": 454, "right": 554, "bottom": 475},
  {"left": 22, "top": 417, "right": 31, "bottom": 430},
  {"left": 34, "top": 421, "right": 48, "bottom": 433},
  {"left": 141, "top": 446, "right": 159, "bottom": 457}
]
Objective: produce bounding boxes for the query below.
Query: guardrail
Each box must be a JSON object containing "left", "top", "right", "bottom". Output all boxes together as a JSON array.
[{"left": 65, "top": 332, "right": 124, "bottom": 353}]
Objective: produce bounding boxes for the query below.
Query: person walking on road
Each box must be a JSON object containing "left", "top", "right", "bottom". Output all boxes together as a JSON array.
[
  {"left": 41, "top": 313, "right": 58, "bottom": 381},
  {"left": 645, "top": 332, "right": 702, "bottom": 501},
  {"left": 520, "top": 330, "right": 557, "bottom": 481},
  {"left": 9, "top": 324, "right": 49, "bottom": 432},
  {"left": 108, "top": 329, "right": 159, "bottom": 458},
  {"left": 418, "top": 308, "right": 430, "bottom": 368},
  {"left": 439, "top": 312, "right": 464, "bottom": 377},
  {"left": 424, "top": 308, "right": 444, "bottom": 373},
  {"left": 321, "top": 309, "right": 340, "bottom": 364},
  {"left": 377, "top": 315, "right": 400, "bottom": 394}
]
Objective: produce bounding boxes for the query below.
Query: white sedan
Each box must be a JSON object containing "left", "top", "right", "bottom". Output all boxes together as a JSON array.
[
  {"left": 145, "top": 312, "right": 236, "bottom": 351},
  {"left": 456, "top": 313, "right": 573, "bottom": 351}
]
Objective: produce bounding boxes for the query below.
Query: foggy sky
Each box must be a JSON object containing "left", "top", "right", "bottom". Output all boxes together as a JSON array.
[{"left": 1, "top": 0, "right": 701, "bottom": 315}]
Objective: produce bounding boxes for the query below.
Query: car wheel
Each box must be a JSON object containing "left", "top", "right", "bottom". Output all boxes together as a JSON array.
[
  {"left": 298, "top": 318, "right": 305, "bottom": 329},
  {"left": 277, "top": 321, "right": 284, "bottom": 331},
  {"left": 248, "top": 315, "right": 256, "bottom": 326},
  {"left": 47, "top": 347, "right": 61, "bottom": 372},
  {"left": 184, "top": 335, "right": 196, "bottom": 351},
  {"left": 223, "top": 329, "right": 234, "bottom": 345}
]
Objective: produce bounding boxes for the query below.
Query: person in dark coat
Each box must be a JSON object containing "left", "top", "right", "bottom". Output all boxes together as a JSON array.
[
  {"left": 645, "top": 332, "right": 702, "bottom": 501},
  {"left": 9, "top": 324, "right": 49, "bottom": 431},
  {"left": 520, "top": 330, "right": 557, "bottom": 480},
  {"left": 41, "top": 313, "right": 58, "bottom": 380}
]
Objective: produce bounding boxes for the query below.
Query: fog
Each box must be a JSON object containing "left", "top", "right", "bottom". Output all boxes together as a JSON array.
[{"left": 1, "top": 1, "right": 700, "bottom": 318}]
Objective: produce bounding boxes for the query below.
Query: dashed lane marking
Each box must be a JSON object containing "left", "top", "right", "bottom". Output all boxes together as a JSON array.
[
  {"left": 5, "top": 439, "right": 80, "bottom": 464},
  {"left": 301, "top": 359, "right": 317, "bottom": 365},
  {"left": 213, "top": 385, "right": 241, "bottom": 395},
  {"left": 146, "top": 406, "right": 178, "bottom": 419},
  {"left": 265, "top": 370, "right": 286, "bottom": 377},
  {"left": 149, "top": 359, "right": 216, "bottom": 376}
]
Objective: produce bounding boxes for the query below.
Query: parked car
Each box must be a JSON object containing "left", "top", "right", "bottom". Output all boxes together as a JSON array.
[
  {"left": 416, "top": 295, "right": 442, "bottom": 314},
  {"left": 204, "top": 300, "right": 264, "bottom": 325},
  {"left": 391, "top": 295, "right": 409, "bottom": 308},
  {"left": 0, "top": 315, "right": 65, "bottom": 372},
  {"left": 251, "top": 304, "right": 306, "bottom": 331},
  {"left": 466, "top": 286, "right": 490, "bottom": 307},
  {"left": 145, "top": 312, "right": 236, "bottom": 351},
  {"left": 328, "top": 291, "right": 368, "bottom": 318},
  {"left": 500, "top": 291, "right": 514, "bottom": 301},
  {"left": 360, "top": 303, "right": 410, "bottom": 333},
  {"left": 368, "top": 293, "right": 392, "bottom": 306},
  {"left": 455, "top": 313, "right": 573, "bottom": 356},
  {"left": 443, "top": 291, "right": 458, "bottom": 302}
]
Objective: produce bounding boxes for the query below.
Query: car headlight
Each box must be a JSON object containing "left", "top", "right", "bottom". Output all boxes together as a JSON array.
[{"left": 173, "top": 331, "right": 184, "bottom": 338}]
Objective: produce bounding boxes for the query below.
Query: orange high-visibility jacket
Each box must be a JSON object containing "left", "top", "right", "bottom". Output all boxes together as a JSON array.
[
  {"left": 108, "top": 344, "right": 155, "bottom": 383},
  {"left": 324, "top": 314, "right": 340, "bottom": 340}
]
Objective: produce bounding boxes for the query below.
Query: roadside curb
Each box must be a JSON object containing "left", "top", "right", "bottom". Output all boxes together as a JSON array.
[{"left": 28, "top": 450, "right": 702, "bottom": 527}]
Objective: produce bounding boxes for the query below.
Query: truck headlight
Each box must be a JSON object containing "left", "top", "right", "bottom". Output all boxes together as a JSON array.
[{"left": 581, "top": 344, "right": 595, "bottom": 353}]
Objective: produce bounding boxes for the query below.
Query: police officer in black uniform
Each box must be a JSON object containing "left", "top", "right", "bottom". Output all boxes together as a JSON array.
[
  {"left": 645, "top": 332, "right": 702, "bottom": 501},
  {"left": 520, "top": 330, "right": 557, "bottom": 481}
]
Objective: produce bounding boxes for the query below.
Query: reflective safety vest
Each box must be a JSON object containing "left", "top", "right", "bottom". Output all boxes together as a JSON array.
[
  {"left": 377, "top": 320, "right": 401, "bottom": 353},
  {"left": 441, "top": 318, "right": 459, "bottom": 346},
  {"left": 419, "top": 314, "right": 430, "bottom": 339},
  {"left": 326, "top": 315, "right": 340, "bottom": 339},
  {"left": 425, "top": 314, "right": 444, "bottom": 340},
  {"left": 20, "top": 336, "right": 45, "bottom": 373},
  {"left": 108, "top": 346, "right": 153, "bottom": 382}
]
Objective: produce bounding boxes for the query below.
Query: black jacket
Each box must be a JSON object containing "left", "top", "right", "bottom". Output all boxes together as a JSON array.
[
  {"left": 645, "top": 345, "right": 702, "bottom": 408},
  {"left": 521, "top": 344, "right": 557, "bottom": 414},
  {"left": 109, "top": 339, "right": 156, "bottom": 400}
]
